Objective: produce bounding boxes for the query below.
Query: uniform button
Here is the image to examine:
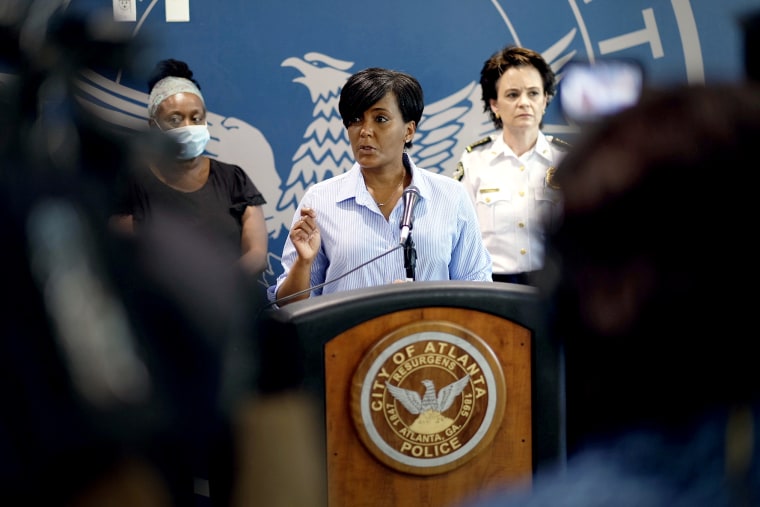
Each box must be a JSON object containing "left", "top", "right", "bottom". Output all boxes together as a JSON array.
[
  {"left": 518, "top": 222, "right": 525, "bottom": 228},
  {"left": 485, "top": 197, "right": 491, "bottom": 203},
  {"left": 519, "top": 191, "right": 525, "bottom": 197},
  {"left": 520, "top": 249, "right": 527, "bottom": 255},
  {"left": 519, "top": 165, "right": 525, "bottom": 172}
]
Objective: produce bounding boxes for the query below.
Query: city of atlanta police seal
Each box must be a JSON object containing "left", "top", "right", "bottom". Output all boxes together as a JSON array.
[{"left": 350, "top": 321, "right": 506, "bottom": 475}]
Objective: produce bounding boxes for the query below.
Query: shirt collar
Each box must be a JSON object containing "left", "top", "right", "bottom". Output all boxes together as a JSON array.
[
  {"left": 338, "top": 153, "right": 426, "bottom": 206},
  {"left": 491, "top": 131, "right": 553, "bottom": 162},
  {"left": 336, "top": 165, "right": 368, "bottom": 205},
  {"left": 534, "top": 132, "right": 554, "bottom": 163}
]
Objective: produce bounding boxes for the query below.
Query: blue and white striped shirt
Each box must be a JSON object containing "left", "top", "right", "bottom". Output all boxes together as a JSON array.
[{"left": 268, "top": 156, "right": 492, "bottom": 302}]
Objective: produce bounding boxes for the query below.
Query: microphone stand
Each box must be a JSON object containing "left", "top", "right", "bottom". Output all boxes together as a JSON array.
[{"left": 404, "top": 234, "right": 416, "bottom": 282}]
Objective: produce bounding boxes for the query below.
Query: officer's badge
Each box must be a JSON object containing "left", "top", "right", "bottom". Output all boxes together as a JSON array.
[{"left": 545, "top": 166, "right": 559, "bottom": 189}]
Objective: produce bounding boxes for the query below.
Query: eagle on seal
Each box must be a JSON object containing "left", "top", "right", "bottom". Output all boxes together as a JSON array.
[{"left": 385, "top": 376, "right": 470, "bottom": 415}]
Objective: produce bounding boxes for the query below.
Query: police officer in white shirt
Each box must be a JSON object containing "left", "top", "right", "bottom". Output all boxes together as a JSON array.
[{"left": 455, "top": 45, "right": 569, "bottom": 285}]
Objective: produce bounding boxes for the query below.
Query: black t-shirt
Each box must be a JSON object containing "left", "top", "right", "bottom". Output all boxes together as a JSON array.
[{"left": 119, "top": 158, "right": 266, "bottom": 258}]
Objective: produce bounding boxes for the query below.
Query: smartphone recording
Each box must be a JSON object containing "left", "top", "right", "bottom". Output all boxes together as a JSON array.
[{"left": 559, "top": 59, "right": 644, "bottom": 124}]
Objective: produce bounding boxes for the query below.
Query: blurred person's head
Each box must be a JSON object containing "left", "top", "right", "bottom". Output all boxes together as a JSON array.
[
  {"left": 0, "top": 9, "right": 255, "bottom": 505},
  {"left": 742, "top": 8, "right": 760, "bottom": 82},
  {"left": 542, "top": 82, "right": 760, "bottom": 450}
]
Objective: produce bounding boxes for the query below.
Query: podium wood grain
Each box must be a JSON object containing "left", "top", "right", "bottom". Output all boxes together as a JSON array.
[{"left": 324, "top": 307, "right": 532, "bottom": 507}]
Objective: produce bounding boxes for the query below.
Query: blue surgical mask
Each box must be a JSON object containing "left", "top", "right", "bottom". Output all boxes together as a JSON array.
[{"left": 162, "top": 124, "right": 210, "bottom": 160}]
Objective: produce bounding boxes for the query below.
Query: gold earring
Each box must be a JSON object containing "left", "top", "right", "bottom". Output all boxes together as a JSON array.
[{"left": 495, "top": 112, "right": 500, "bottom": 119}]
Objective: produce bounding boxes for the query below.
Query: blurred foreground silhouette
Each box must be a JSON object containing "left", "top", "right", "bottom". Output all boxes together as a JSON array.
[{"left": 0, "top": 2, "right": 324, "bottom": 506}]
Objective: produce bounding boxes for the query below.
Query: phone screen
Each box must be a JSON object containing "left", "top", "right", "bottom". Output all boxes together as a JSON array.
[{"left": 559, "top": 60, "right": 643, "bottom": 123}]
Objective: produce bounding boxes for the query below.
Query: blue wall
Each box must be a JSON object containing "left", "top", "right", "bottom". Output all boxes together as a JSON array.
[{"left": 68, "top": 0, "right": 757, "bottom": 288}]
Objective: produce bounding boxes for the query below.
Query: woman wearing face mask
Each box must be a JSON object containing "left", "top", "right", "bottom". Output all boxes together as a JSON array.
[{"left": 111, "top": 59, "right": 268, "bottom": 276}]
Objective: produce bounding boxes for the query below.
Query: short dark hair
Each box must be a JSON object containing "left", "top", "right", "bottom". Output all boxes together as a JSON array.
[
  {"left": 480, "top": 45, "right": 556, "bottom": 129},
  {"left": 338, "top": 67, "right": 424, "bottom": 149}
]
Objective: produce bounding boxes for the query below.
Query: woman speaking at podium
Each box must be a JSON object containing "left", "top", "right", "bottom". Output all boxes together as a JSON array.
[{"left": 269, "top": 67, "right": 492, "bottom": 306}]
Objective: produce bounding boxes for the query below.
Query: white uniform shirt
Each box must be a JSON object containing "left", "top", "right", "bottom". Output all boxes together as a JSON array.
[{"left": 455, "top": 131, "right": 566, "bottom": 275}]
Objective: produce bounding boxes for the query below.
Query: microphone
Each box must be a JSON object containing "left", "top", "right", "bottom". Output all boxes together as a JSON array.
[
  {"left": 399, "top": 185, "right": 420, "bottom": 245},
  {"left": 261, "top": 243, "right": 404, "bottom": 311}
]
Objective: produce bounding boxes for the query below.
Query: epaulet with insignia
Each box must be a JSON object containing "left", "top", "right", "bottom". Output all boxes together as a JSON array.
[
  {"left": 549, "top": 136, "right": 572, "bottom": 152},
  {"left": 454, "top": 136, "right": 492, "bottom": 181},
  {"left": 465, "top": 135, "right": 493, "bottom": 153}
]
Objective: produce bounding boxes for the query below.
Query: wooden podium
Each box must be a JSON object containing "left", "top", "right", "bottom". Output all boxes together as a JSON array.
[{"left": 257, "top": 281, "right": 564, "bottom": 507}]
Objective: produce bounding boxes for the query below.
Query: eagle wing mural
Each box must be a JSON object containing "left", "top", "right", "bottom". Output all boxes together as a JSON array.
[
  {"left": 75, "top": 69, "right": 149, "bottom": 131},
  {"left": 278, "top": 52, "right": 355, "bottom": 220},
  {"left": 539, "top": 29, "right": 580, "bottom": 135},
  {"left": 410, "top": 82, "right": 495, "bottom": 177},
  {"left": 279, "top": 52, "right": 499, "bottom": 195}
]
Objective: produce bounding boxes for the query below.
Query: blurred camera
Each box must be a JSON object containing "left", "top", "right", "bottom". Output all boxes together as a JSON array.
[{"left": 559, "top": 59, "right": 644, "bottom": 124}]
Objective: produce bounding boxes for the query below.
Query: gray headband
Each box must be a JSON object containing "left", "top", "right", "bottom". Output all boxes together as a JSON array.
[{"left": 147, "top": 76, "right": 205, "bottom": 118}]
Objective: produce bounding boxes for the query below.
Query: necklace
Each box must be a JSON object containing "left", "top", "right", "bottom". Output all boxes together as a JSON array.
[
  {"left": 372, "top": 172, "right": 405, "bottom": 207},
  {"left": 376, "top": 193, "right": 399, "bottom": 207}
]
